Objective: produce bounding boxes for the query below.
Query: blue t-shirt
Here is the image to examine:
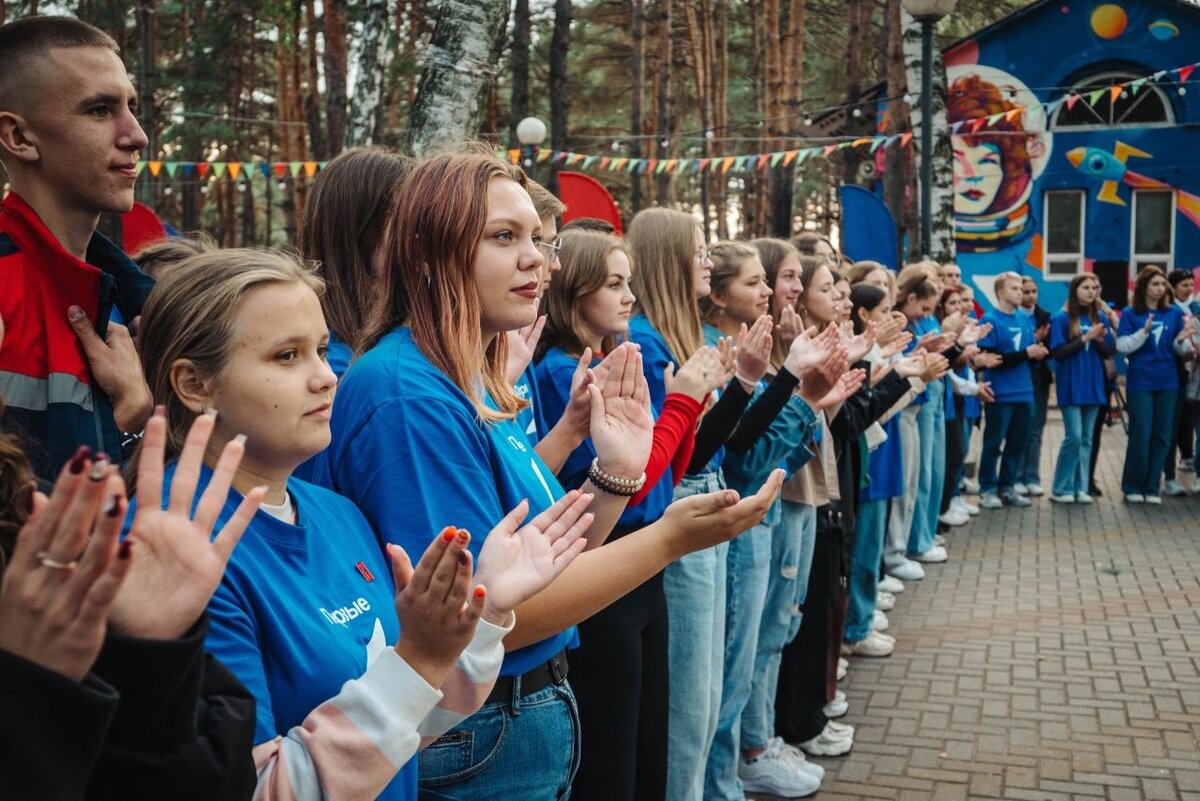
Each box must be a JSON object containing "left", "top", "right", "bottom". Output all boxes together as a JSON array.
[
  {"left": 1049, "top": 310, "right": 1109, "bottom": 407},
  {"left": 978, "top": 307, "right": 1036, "bottom": 403},
  {"left": 1117, "top": 305, "right": 1183, "bottom": 393},
  {"left": 905, "top": 316, "right": 939, "bottom": 405},
  {"left": 125, "top": 467, "right": 417, "bottom": 799},
  {"left": 513, "top": 362, "right": 548, "bottom": 444},
  {"left": 313, "top": 326, "right": 568, "bottom": 676},
  {"left": 535, "top": 346, "right": 598, "bottom": 491},
  {"left": 861, "top": 413, "right": 904, "bottom": 502},
  {"left": 697, "top": 323, "right": 730, "bottom": 476},
  {"left": 959, "top": 365, "right": 981, "bottom": 420},
  {"left": 327, "top": 329, "right": 353, "bottom": 381}
]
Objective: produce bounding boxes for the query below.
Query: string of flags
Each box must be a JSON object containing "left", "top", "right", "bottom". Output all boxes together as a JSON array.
[{"left": 142, "top": 59, "right": 1198, "bottom": 183}]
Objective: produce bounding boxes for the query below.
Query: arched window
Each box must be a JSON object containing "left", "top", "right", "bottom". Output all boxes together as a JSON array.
[{"left": 1051, "top": 70, "right": 1174, "bottom": 129}]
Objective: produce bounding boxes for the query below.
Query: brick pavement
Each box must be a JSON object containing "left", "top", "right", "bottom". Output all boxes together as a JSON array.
[{"left": 755, "top": 412, "right": 1200, "bottom": 801}]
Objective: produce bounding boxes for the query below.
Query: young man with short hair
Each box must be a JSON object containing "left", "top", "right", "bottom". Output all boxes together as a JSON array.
[
  {"left": 976, "top": 273, "right": 1049, "bottom": 508},
  {"left": 1018, "top": 277, "right": 1052, "bottom": 496},
  {"left": 0, "top": 15, "right": 154, "bottom": 480}
]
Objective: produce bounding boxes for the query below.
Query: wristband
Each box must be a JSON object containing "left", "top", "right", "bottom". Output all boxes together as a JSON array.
[{"left": 587, "top": 458, "right": 647, "bottom": 497}]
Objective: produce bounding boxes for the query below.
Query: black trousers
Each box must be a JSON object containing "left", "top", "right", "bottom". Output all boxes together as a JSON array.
[
  {"left": 941, "top": 397, "right": 966, "bottom": 514},
  {"left": 775, "top": 507, "right": 839, "bottom": 745},
  {"left": 1089, "top": 388, "right": 1112, "bottom": 489},
  {"left": 570, "top": 567, "right": 668, "bottom": 801}
]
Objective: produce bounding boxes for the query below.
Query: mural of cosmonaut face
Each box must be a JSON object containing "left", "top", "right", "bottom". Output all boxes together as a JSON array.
[{"left": 954, "top": 140, "right": 1004, "bottom": 215}]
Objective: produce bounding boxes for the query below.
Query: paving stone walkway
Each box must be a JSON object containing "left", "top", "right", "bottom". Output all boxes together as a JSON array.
[{"left": 761, "top": 413, "right": 1200, "bottom": 801}]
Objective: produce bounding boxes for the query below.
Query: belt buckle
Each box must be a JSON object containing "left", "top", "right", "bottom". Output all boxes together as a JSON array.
[{"left": 548, "top": 654, "right": 566, "bottom": 685}]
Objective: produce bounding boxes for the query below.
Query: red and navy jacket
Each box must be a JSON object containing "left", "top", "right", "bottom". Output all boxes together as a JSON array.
[{"left": 0, "top": 192, "right": 154, "bottom": 480}]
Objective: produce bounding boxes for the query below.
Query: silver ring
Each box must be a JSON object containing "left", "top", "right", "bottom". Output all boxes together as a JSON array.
[{"left": 36, "top": 551, "right": 78, "bottom": 570}]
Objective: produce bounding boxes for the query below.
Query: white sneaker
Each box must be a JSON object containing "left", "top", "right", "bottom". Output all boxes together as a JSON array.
[
  {"left": 799, "top": 727, "right": 853, "bottom": 757},
  {"left": 1146, "top": 495, "right": 1163, "bottom": 505},
  {"left": 1126, "top": 493, "right": 1145, "bottom": 503},
  {"left": 939, "top": 508, "right": 969, "bottom": 526},
  {"left": 1000, "top": 490, "right": 1032, "bottom": 507},
  {"left": 847, "top": 630, "right": 895, "bottom": 657},
  {"left": 980, "top": 492, "right": 1003, "bottom": 509},
  {"left": 1049, "top": 493, "right": 1075, "bottom": 504},
  {"left": 872, "top": 610, "right": 890, "bottom": 632},
  {"left": 1075, "top": 492, "right": 1094, "bottom": 504},
  {"left": 876, "top": 591, "right": 895, "bottom": 611},
  {"left": 887, "top": 559, "right": 925, "bottom": 581},
  {"left": 952, "top": 497, "right": 980, "bottom": 515},
  {"left": 1012, "top": 482, "right": 1029, "bottom": 495},
  {"left": 1192, "top": 479, "right": 1200, "bottom": 494},
  {"left": 767, "top": 736, "right": 825, "bottom": 780},
  {"left": 961, "top": 477, "right": 980, "bottom": 494},
  {"left": 837, "top": 657, "right": 848, "bottom": 681},
  {"left": 912, "top": 545, "right": 948, "bottom": 563},
  {"left": 878, "top": 575, "right": 905, "bottom": 594},
  {"left": 740, "top": 746, "right": 822, "bottom": 797},
  {"left": 823, "top": 696, "right": 848, "bottom": 719},
  {"left": 934, "top": 534, "right": 946, "bottom": 547},
  {"left": 825, "top": 721, "right": 855, "bottom": 739},
  {"left": 1163, "top": 480, "right": 1188, "bottom": 497},
  {"left": 1025, "top": 482, "right": 1044, "bottom": 497}
]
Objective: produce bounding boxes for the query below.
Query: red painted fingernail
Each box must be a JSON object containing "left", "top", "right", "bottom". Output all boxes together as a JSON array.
[
  {"left": 106, "top": 495, "right": 124, "bottom": 518},
  {"left": 118, "top": 540, "right": 132, "bottom": 560},
  {"left": 69, "top": 445, "right": 91, "bottom": 474},
  {"left": 474, "top": 586, "right": 486, "bottom": 599},
  {"left": 456, "top": 528, "right": 470, "bottom": 545},
  {"left": 441, "top": 528, "right": 455, "bottom": 542}
]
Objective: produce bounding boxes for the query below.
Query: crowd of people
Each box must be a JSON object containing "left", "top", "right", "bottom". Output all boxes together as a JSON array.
[{"left": 2, "top": 16, "right": 1199, "bottom": 801}]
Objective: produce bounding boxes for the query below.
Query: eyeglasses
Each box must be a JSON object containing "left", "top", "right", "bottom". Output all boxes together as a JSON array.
[
  {"left": 537, "top": 239, "right": 562, "bottom": 264},
  {"left": 695, "top": 247, "right": 709, "bottom": 263}
]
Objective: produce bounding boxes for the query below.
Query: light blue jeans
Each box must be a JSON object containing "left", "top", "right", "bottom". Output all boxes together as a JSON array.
[
  {"left": 704, "top": 500, "right": 776, "bottom": 801},
  {"left": 1052, "top": 405, "right": 1100, "bottom": 496},
  {"left": 418, "top": 681, "right": 580, "bottom": 800},
  {"left": 741, "top": 500, "right": 816, "bottom": 753},
  {"left": 845, "top": 498, "right": 888, "bottom": 643},
  {"left": 908, "top": 379, "right": 945, "bottom": 557},
  {"left": 664, "top": 472, "right": 728, "bottom": 801}
]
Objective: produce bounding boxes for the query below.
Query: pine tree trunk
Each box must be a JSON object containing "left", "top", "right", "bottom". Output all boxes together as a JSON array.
[
  {"left": 653, "top": 0, "right": 672, "bottom": 204},
  {"left": 406, "top": 0, "right": 509, "bottom": 157},
  {"left": 323, "top": 0, "right": 348, "bottom": 156},
  {"left": 841, "top": 0, "right": 874, "bottom": 189},
  {"left": 548, "top": 0, "right": 570, "bottom": 194},
  {"left": 347, "top": 0, "right": 392, "bottom": 147},
  {"left": 304, "top": 0, "right": 325, "bottom": 159},
  {"left": 509, "top": 0, "right": 531, "bottom": 145},
  {"left": 713, "top": 0, "right": 729, "bottom": 239},
  {"left": 630, "top": 0, "right": 646, "bottom": 214},
  {"left": 883, "top": 0, "right": 915, "bottom": 262},
  {"left": 903, "top": 9, "right": 954, "bottom": 262}
]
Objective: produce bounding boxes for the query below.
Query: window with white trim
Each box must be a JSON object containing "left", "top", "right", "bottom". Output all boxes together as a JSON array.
[
  {"left": 1051, "top": 70, "right": 1174, "bottom": 129},
  {"left": 1131, "top": 189, "right": 1174, "bottom": 274},
  {"left": 1043, "top": 190, "right": 1085, "bottom": 279}
]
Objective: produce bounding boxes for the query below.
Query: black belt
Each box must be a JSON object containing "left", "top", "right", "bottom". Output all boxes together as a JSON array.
[{"left": 485, "top": 649, "right": 569, "bottom": 704}]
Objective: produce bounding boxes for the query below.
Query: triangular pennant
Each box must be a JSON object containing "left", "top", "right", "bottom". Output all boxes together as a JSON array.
[
  {"left": 654, "top": 160, "right": 667, "bottom": 174},
  {"left": 536, "top": 149, "right": 551, "bottom": 163},
  {"left": 756, "top": 154, "right": 771, "bottom": 170},
  {"left": 318, "top": 161, "right": 328, "bottom": 169},
  {"left": 770, "top": 152, "right": 785, "bottom": 167},
  {"left": 148, "top": 161, "right": 162, "bottom": 177},
  {"left": 196, "top": 162, "right": 210, "bottom": 178},
  {"left": 969, "top": 118, "right": 988, "bottom": 133},
  {"left": 627, "top": 159, "right": 641, "bottom": 174},
  {"left": 900, "top": 132, "right": 913, "bottom": 147},
  {"left": 836, "top": 141, "right": 854, "bottom": 151},
  {"left": 1109, "top": 85, "right": 1122, "bottom": 105},
  {"left": 1130, "top": 77, "right": 1148, "bottom": 95},
  {"left": 181, "top": 162, "right": 195, "bottom": 177},
  {"left": 795, "top": 149, "right": 814, "bottom": 164},
  {"left": 1086, "top": 88, "right": 1105, "bottom": 107},
  {"left": 259, "top": 163, "right": 271, "bottom": 178},
  {"left": 986, "top": 112, "right": 1005, "bottom": 126},
  {"left": 553, "top": 151, "right": 569, "bottom": 164},
  {"left": 568, "top": 153, "right": 584, "bottom": 166},
  {"left": 1005, "top": 108, "right": 1022, "bottom": 123},
  {"left": 228, "top": 162, "right": 242, "bottom": 180},
  {"left": 1152, "top": 70, "right": 1168, "bottom": 81},
  {"left": 274, "top": 163, "right": 287, "bottom": 178},
  {"left": 664, "top": 158, "right": 678, "bottom": 173},
  {"left": 699, "top": 157, "right": 712, "bottom": 172},
  {"left": 211, "top": 162, "right": 226, "bottom": 178},
  {"left": 611, "top": 157, "right": 626, "bottom": 171},
  {"left": 720, "top": 157, "right": 735, "bottom": 174},
  {"left": 783, "top": 150, "right": 799, "bottom": 166},
  {"left": 950, "top": 121, "right": 964, "bottom": 133},
  {"left": 135, "top": 162, "right": 146, "bottom": 176},
  {"left": 598, "top": 157, "right": 611, "bottom": 170},
  {"left": 164, "top": 162, "right": 178, "bottom": 177},
  {"left": 289, "top": 162, "right": 302, "bottom": 177},
  {"left": 1180, "top": 65, "right": 1196, "bottom": 83},
  {"left": 885, "top": 133, "right": 902, "bottom": 147},
  {"left": 507, "top": 149, "right": 520, "bottom": 164},
  {"left": 303, "top": 161, "right": 317, "bottom": 176},
  {"left": 823, "top": 145, "right": 837, "bottom": 157},
  {"left": 869, "top": 138, "right": 885, "bottom": 154},
  {"left": 583, "top": 155, "right": 599, "bottom": 169},
  {"left": 1065, "top": 93, "right": 1080, "bottom": 110},
  {"left": 852, "top": 138, "right": 872, "bottom": 148}
]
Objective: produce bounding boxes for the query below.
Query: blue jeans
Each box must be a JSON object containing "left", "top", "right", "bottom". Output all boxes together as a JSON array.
[
  {"left": 1052, "top": 405, "right": 1100, "bottom": 496},
  {"left": 908, "top": 381, "right": 945, "bottom": 556},
  {"left": 979, "top": 401, "right": 1034, "bottom": 494},
  {"left": 741, "top": 500, "right": 815, "bottom": 753},
  {"left": 704, "top": 501, "right": 775, "bottom": 801},
  {"left": 419, "top": 681, "right": 580, "bottom": 800},
  {"left": 845, "top": 498, "right": 887, "bottom": 643},
  {"left": 1122, "top": 389, "right": 1177, "bottom": 495},
  {"left": 1022, "top": 379, "right": 1050, "bottom": 484},
  {"left": 664, "top": 472, "right": 728, "bottom": 801}
]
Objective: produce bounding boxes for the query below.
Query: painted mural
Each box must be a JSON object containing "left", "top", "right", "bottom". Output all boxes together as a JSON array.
[{"left": 932, "top": 0, "right": 1200, "bottom": 312}]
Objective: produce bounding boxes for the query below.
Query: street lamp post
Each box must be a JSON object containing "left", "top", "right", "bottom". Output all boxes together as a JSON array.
[
  {"left": 516, "top": 116, "right": 548, "bottom": 174},
  {"left": 901, "top": 0, "right": 957, "bottom": 258}
]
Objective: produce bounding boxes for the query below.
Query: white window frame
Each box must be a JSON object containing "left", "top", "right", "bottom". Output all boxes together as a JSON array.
[
  {"left": 1043, "top": 190, "right": 1086, "bottom": 281},
  {"left": 1050, "top": 70, "right": 1175, "bottom": 131},
  {"left": 1130, "top": 188, "right": 1175, "bottom": 280}
]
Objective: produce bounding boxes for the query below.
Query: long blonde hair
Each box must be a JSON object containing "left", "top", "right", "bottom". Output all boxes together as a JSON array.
[
  {"left": 625, "top": 208, "right": 703, "bottom": 364},
  {"left": 129, "top": 249, "right": 325, "bottom": 489}
]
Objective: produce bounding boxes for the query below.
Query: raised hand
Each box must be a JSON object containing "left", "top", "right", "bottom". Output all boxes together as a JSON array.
[
  {"left": 1143, "top": 313, "right": 1155, "bottom": 333},
  {"left": 589, "top": 345, "right": 654, "bottom": 479},
  {"left": 666, "top": 345, "right": 732, "bottom": 401},
  {"left": 0, "top": 450, "right": 134, "bottom": 682},
  {"left": 775, "top": 305, "right": 805, "bottom": 350},
  {"left": 1025, "top": 342, "right": 1049, "bottom": 361},
  {"left": 473, "top": 491, "right": 594, "bottom": 620},
  {"left": 1083, "top": 322, "right": 1106, "bottom": 342},
  {"left": 894, "top": 353, "right": 926, "bottom": 379},
  {"left": 505, "top": 316, "right": 547, "bottom": 384},
  {"left": 388, "top": 529, "right": 486, "bottom": 687},
  {"left": 972, "top": 351, "right": 1003, "bottom": 369},
  {"left": 800, "top": 346, "right": 849, "bottom": 406},
  {"left": 922, "top": 352, "right": 950, "bottom": 382},
  {"left": 108, "top": 409, "right": 265, "bottom": 641},
  {"left": 67, "top": 305, "right": 153, "bottom": 432},
  {"left": 817, "top": 368, "right": 866, "bottom": 410},
  {"left": 735, "top": 315, "right": 774, "bottom": 386},
  {"left": 842, "top": 321, "right": 877, "bottom": 363},
  {"left": 783, "top": 324, "right": 833, "bottom": 377},
  {"left": 941, "top": 311, "right": 966, "bottom": 334},
  {"left": 874, "top": 314, "right": 905, "bottom": 348},
  {"left": 661, "top": 469, "right": 786, "bottom": 555},
  {"left": 879, "top": 330, "right": 914, "bottom": 360}
]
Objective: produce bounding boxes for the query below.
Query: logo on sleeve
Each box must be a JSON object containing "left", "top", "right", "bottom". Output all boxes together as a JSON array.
[{"left": 320, "top": 597, "right": 372, "bottom": 627}]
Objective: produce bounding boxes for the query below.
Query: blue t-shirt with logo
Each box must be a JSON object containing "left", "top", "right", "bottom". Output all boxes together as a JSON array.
[
  {"left": 619, "top": 314, "right": 680, "bottom": 526},
  {"left": 1049, "top": 310, "right": 1109, "bottom": 407},
  {"left": 1117, "top": 305, "right": 1183, "bottom": 393},
  {"left": 861, "top": 413, "right": 904, "bottom": 502},
  {"left": 978, "top": 307, "right": 1036, "bottom": 403},
  {"left": 513, "top": 362, "right": 548, "bottom": 444},
  {"left": 314, "top": 326, "right": 568, "bottom": 676},
  {"left": 125, "top": 467, "right": 417, "bottom": 799}
]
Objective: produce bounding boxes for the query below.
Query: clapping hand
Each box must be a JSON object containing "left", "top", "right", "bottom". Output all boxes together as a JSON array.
[
  {"left": 783, "top": 323, "right": 837, "bottom": 377},
  {"left": 589, "top": 344, "right": 654, "bottom": 479},
  {"left": 775, "top": 305, "right": 805, "bottom": 350},
  {"left": 977, "top": 381, "right": 996, "bottom": 403},
  {"left": 816, "top": 368, "right": 866, "bottom": 410},
  {"left": 666, "top": 345, "right": 733, "bottom": 401},
  {"left": 735, "top": 316, "right": 774, "bottom": 388},
  {"left": 661, "top": 469, "right": 786, "bottom": 555},
  {"left": 874, "top": 314, "right": 906, "bottom": 349},
  {"left": 921, "top": 352, "right": 950, "bottom": 382},
  {"left": 894, "top": 353, "right": 926, "bottom": 379},
  {"left": 841, "top": 321, "right": 876, "bottom": 363},
  {"left": 972, "top": 351, "right": 1003, "bottom": 369},
  {"left": 879, "top": 329, "right": 914, "bottom": 360},
  {"left": 505, "top": 316, "right": 547, "bottom": 384},
  {"left": 1083, "top": 322, "right": 1106, "bottom": 342},
  {"left": 109, "top": 409, "right": 265, "bottom": 640}
]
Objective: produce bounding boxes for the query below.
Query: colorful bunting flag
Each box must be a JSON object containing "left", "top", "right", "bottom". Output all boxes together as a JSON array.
[{"left": 228, "top": 162, "right": 242, "bottom": 180}]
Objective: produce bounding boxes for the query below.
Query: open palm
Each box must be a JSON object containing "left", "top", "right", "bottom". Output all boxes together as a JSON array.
[
  {"left": 590, "top": 345, "right": 654, "bottom": 478},
  {"left": 109, "top": 410, "right": 264, "bottom": 640},
  {"left": 474, "top": 491, "right": 594, "bottom": 615}
]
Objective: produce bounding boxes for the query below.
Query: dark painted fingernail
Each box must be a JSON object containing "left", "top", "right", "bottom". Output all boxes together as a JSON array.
[
  {"left": 105, "top": 494, "right": 124, "bottom": 518},
  {"left": 118, "top": 540, "right": 132, "bottom": 560},
  {"left": 458, "top": 552, "right": 469, "bottom": 566},
  {"left": 69, "top": 445, "right": 91, "bottom": 474}
]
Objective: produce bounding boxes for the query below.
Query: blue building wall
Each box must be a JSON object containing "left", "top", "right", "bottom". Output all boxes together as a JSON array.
[{"left": 934, "top": 0, "right": 1199, "bottom": 312}]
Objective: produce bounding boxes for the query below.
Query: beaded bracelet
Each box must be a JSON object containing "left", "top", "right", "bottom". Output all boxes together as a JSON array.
[{"left": 586, "top": 457, "right": 647, "bottom": 497}]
